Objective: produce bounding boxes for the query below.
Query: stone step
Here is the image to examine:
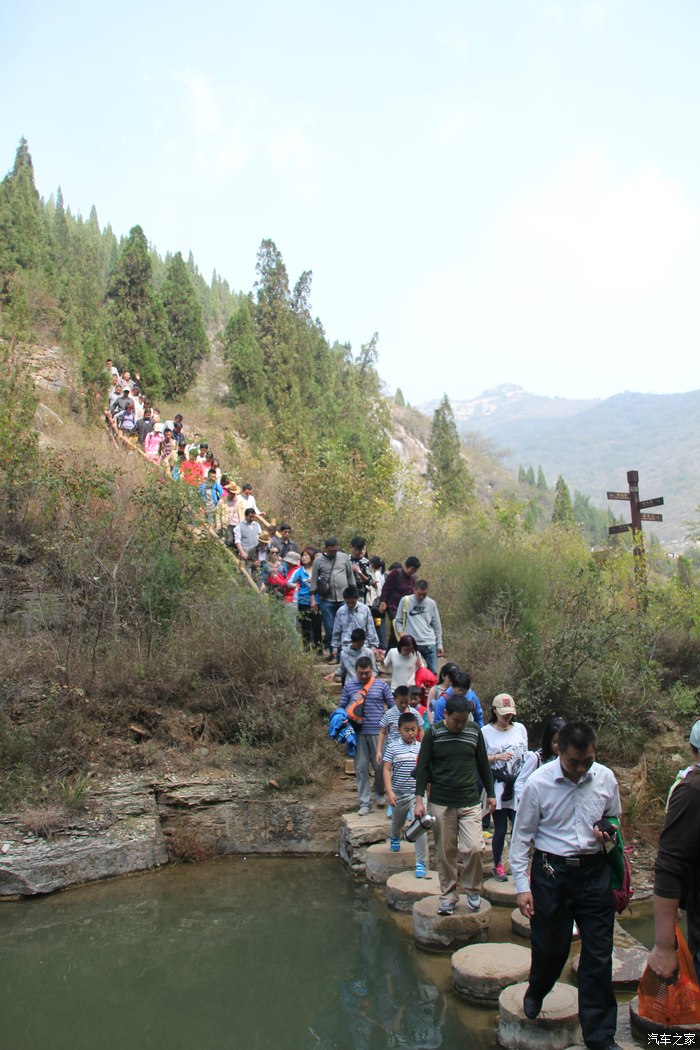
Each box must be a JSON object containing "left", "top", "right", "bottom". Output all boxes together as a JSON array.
[
  {"left": 412, "top": 895, "right": 492, "bottom": 954},
  {"left": 572, "top": 943, "right": 648, "bottom": 991},
  {"left": 510, "top": 909, "right": 581, "bottom": 942},
  {"left": 452, "top": 941, "right": 531, "bottom": 1004},
  {"left": 482, "top": 875, "right": 518, "bottom": 906},
  {"left": 365, "top": 841, "right": 418, "bottom": 884},
  {"left": 338, "top": 809, "right": 391, "bottom": 873},
  {"left": 386, "top": 869, "right": 441, "bottom": 911},
  {"left": 498, "top": 981, "right": 581, "bottom": 1050}
]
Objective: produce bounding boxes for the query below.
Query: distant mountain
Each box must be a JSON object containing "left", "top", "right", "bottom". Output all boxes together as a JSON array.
[{"left": 420, "top": 384, "right": 700, "bottom": 548}]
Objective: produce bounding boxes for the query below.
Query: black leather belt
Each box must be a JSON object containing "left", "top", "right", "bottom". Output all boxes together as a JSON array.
[{"left": 535, "top": 849, "right": 604, "bottom": 868}]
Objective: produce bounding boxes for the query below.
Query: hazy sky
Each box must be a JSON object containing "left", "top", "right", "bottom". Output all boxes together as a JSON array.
[{"left": 4, "top": 0, "right": 700, "bottom": 405}]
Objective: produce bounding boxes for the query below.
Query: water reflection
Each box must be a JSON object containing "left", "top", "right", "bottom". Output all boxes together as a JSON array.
[{"left": 0, "top": 857, "right": 482, "bottom": 1050}]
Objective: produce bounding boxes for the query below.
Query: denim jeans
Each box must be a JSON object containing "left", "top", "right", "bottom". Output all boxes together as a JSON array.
[
  {"left": 417, "top": 643, "right": 438, "bottom": 675},
  {"left": 316, "top": 597, "right": 342, "bottom": 654}
]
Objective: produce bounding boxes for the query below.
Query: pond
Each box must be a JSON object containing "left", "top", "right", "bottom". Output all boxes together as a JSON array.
[{"left": 0, "top": 856, "right": 653, "bottom": 1049}]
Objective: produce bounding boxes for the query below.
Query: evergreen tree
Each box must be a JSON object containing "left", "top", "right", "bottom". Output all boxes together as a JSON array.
[
  {"left": 552, "top": 475, "right": 575, "bottom": 525},
  {"left": 518, "top": 465, "right": 527, "bottom": 484},
  {"left": 526, "top": 466, "right": 536, "bottom": 486},
  {"left": 222, "top": 297, "right": 266, "bottom": 410},
  {"left": 159, "top": 251, "right": 209, "bottom": 397},
  {"left": 537, "top": 465, "right": 548, "bottom": 491},
  {"left": 427, "top": 394, "right": 474, "bottom": 513},
  {"left": 394, "top": 388, "right": 405, "bottom": 407},
  {"left": 106, "top": 225, "right": 164, "bottom": 394}
]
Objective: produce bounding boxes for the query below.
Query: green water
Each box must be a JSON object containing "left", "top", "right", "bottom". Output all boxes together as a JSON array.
[
  {"left": 0, "top": 856, "right": 655, "bottom": 1049},
  {"left": 0, "top": 857, "right": 500, "bottom": 1050}
]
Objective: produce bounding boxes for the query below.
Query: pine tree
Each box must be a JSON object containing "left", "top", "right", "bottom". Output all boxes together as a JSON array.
[
  {"left": 552, "top": 475, "right": 575, "bottom": 525},
  {"left": 394, "top": 388, "right": 405, "bottom": 407},
  {"left": 222, "top": 298, "right": 266, "bottom": 409},
  {"left": 159, "top": 251, "right": 209, "bottom": 397},
  {"left": 106, "top": 225, "right": 164, "bottom": 394},
  {"left": 526, "top": 466, "right": 536, "bottom": 487},
  {"left": 518, "top": 465, "right": 527, "bottom": 484},
  {"left": 427, "top": 394, "right": 474, "bottom": 513},
  {"left": 537, "top": 466, "right": 548, "bottom": 491}
]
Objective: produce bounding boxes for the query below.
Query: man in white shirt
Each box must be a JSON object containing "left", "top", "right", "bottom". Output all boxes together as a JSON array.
[{"left": 510, "top": 721, "right": 621, "bottom": 1050}]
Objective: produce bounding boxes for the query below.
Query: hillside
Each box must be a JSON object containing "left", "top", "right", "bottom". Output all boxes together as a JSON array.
[{"left": 423, "top": 384, "right": 700, "bottom": 547}]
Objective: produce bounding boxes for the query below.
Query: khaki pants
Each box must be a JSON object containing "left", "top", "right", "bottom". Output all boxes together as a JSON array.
[{"left": 430, "top": 802, "right": 483, "bottom": 905}]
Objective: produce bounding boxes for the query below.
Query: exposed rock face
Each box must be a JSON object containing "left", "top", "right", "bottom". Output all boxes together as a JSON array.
[{"left": 0, "top": 774, "right": 358, "bottom": 899}]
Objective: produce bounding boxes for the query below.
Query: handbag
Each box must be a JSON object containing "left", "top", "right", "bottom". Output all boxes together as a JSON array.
[
  {"left": 315, "top": 553, "right": 336, "bottom": 598},
  {"left": 346, "top": 676, "right": 376, "bottom": 727}
]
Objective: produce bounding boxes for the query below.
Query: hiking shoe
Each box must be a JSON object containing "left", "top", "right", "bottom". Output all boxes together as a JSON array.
[
  {"left": 358, "top": 805, "right": 371, "bottom": 816},
  {"left": 466, "top": 892, "right": 481, "bottom": 911},
  {"left": 415, "top": 861, "right": 427, "bottom": 879},
  {"left": 493, "top": 862, "right": 507, "bottom": 882},
  {"left": 437, "top": 901, "right": 455, "bottom": 916},
  {"left": 390, "top": 836, "right": 401, "bottom": 852},
  {"left": 375, "top": 795, "right": 386, "bottom": 808}
]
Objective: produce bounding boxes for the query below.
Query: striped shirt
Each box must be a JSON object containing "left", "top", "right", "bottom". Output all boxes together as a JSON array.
[
  {"left": 384, "top": 737, "right": 421, "bottom": 794},
  {"left": 415, "top": 721, "right": 493, "bottom": 807},
  {"left": 379, "top": 705, "right": 422, "bottom": 747}
]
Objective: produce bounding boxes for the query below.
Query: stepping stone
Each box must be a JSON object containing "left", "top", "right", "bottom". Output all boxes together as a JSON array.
[
  {"left": 510, "top": 909, "right": 581, "bottom": 942},
  {"left": 413, "top": 895, "right": 492, "bottom": 954},
  {"left": 572, "top": 943, "right": 649, "bottom": 991},
  {"left": 386, "top": 869, "right": 441, "bottom": 911},
  {"left": 365, "top": 841, "right": 417, "bottom": 884},
  {"left": 629, "top": 994, "right": 700, "bottom": 1038},
  {"left": 482, "top": 875, "right": 518, "bottom": 906},
  {"left": 498, "top": 981, "right": 582, "bottom": 1050},
  {"left": 452, "top": 941, "right": 531, "bottom": 1003}
]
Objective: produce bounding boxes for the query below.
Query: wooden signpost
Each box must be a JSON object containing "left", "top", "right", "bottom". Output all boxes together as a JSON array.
[{"left": 607, "top": 470, "right": 664, "bottom": 610}]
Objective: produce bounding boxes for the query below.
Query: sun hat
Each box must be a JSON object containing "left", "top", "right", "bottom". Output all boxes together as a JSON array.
[
  {"left": 492, "top": 693, "right": 517, "bottom": 716},
  {"left": 283, "top": 551, "right": 301, "bottom": 565}
]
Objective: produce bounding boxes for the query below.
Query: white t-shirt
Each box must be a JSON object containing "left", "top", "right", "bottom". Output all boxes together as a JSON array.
[
  {"left": 482, "top": 721, "right": 529, "bottom": 810},
  {"left": 381, "top": 649, "right": 422, "bottom": 688}
]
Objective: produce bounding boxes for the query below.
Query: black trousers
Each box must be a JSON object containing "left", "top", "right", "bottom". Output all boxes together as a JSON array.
[{"left": 529, "top": 852, "right": 616, "bottom": 1047}]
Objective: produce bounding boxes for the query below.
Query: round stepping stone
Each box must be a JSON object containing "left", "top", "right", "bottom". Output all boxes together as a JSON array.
[
  {"left": 572, "top": 943, "right": 648, "bottom": 991},
  {"left": 386, "top": 869, "right": 441, "bottom": 912},
  {"left": 510, "top": 909, "right": 581, "bottom": 942},
  {"left": 498, "top": 981, "right": 581, "bottom": 1050},
  {"left": 413, "top": 895, "right": 492, "bottom": 954},
  {"left": 365, "top": 841, "right": 416, "bottom": 884},
  {"left": 482, "top": 875, "right": 518, "bottom": 906},
  {"left": 452, "top": 941, "right": 531, "bottom": 1003},
  {"left": 511, "top": 907, "right": 531, "bottom": 939},
  {"left": 629, "top": 994, "right": 700, "bottom": 1038}
]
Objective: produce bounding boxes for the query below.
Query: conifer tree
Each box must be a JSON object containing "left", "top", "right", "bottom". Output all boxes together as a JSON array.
[
  {"left": 552, "top": 475, "right": 575, "bottom": 525},
  {"left": 159, "top": 251, "right": 209, "bottom": 397},
  {"left": 106, "top": 225, "right": 164, "bottom": 394},
  {"left": 427, "top": 394, "right": 474, "bottom": 513},
  {"left": 537, "top": 465, "right": 548, "bottom": 491},
  {"left": 394, "top": 388, "right": 405, "bottom": 407},
  {"left": 222, "top": 298, "right": 266, "bottom": 410},
  {"left": 518, "top": 465, "right": 527, "bottom": 484},
  {"left": 526, "top": 466, "right": 536, "bottom": 486}
]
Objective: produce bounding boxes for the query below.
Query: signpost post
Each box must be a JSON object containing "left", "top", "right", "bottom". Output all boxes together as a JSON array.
[{"left": 607, "top": 470, "right": 664, "bottom": 612}]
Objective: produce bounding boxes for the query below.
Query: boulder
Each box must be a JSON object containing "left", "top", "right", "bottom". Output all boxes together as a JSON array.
[{"left": 338, "top": 810, "right": 391, "bottom": 873}]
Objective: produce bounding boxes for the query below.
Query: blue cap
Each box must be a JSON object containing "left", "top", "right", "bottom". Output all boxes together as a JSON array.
[{"left": 690, "top": 720, "right": 700, "bottom": 749}]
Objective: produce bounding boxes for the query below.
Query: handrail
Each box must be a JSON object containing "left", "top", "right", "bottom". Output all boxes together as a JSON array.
[{"left": 104, "top": 411, "right": 262, "bottom": 595}]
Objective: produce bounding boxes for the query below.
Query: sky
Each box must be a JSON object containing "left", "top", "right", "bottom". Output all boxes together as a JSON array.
[{"left": 4, "top": 0, "right": 700, "bottom": 405}]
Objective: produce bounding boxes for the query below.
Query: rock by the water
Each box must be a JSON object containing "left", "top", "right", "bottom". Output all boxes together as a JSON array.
[
  {"left": 511, "top": 908, "right": 581, "bottom": 942},
  {"left": 498, "top": 981, "right": 582, "bottom": 1050},
  {"left": 413, "top": 895, "right": 492, "bottom": 953},
  {"left": 452, "top": 941, "right": 531, "bottom": 1003},
  {"left": 338, "top": 810, "right": 390, "bottom": 873}
]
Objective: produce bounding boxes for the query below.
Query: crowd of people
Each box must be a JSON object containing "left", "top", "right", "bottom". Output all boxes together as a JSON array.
[{"left": 106, "top": 359, "right": 700, "bottom": 1050}]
